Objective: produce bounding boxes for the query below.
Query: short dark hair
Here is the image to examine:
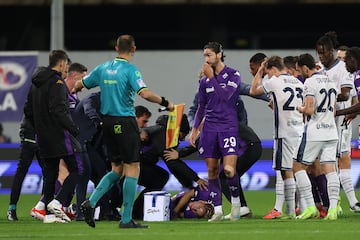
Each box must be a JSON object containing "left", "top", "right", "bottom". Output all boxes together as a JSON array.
[
  {"left": 338, "top": 45, "right": 349, "bottom": 51},
  {"left": 249, "top": 53, "right": 267, "bottom": 64},
  {"left": 315, "top": 31, "right": 339, "bottom": 51},
  {"left": 135, "top": 105, "right": 151, "bottom": 118},
  {"left": 49, "top": 50, "right": 69, "bottom": 68},
  {"left": 283, "top": 56, "right": 299, "bottom": 69},
  {"left": 68, "top": 62, "right": 87, "bottom": 73},
  {"left": 265, "top": 56, "right": 284, "bottom": 70},
  {"left": 345, "top": 47, "right": 360, "bottom": 65},
  {"left": 116, "top": 34, "right": 135, "bottom": 53},
  {"left": 297, "top": 53, "right": 316, "bottom": 70}
]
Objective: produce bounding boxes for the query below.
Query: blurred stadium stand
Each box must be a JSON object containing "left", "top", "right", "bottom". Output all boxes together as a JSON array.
[
  {"left": 1, "top": 0, "right": 360, "bottom": 5},
  {"left": 0, "top": 1, "right": 360, "bottom": 50}
]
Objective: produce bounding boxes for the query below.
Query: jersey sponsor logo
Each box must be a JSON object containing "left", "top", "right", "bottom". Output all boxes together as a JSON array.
[
  {"left": 227, "top": 80, "right": 238, "bottom": 88},
  {"left": 227, "top": 147, "right": 236, "bottom": 153},
  {"left": 316, "top": 122, "right": 336, "bottom": 129},
  {"left": 106, "top": 69, "right": 117, "bottom": 74},
  {"left": 206, "top": 86, "right": 214, "bottom": 93},
  {"left": 104, "top": 79, "right": 117, "bottom": 84}
]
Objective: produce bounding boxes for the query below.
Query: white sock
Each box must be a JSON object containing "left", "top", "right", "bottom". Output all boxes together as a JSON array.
[
  {"left": 339, "top": 169, "right": 359, "bottom": 207},
  {"left": 326, "top": 171, "right": 340, "bottom": 209},
  {"left": 295, "top": 170, "right": 315, "bottom": 208},
  {"left": 274, "top": 170, "right": 284, "bottom": 212},
  {"left": 284, "top": 178, "right": 296, "bottom": 215},
  {"left": 214, "top": 205, "right": 223, "bottom": 214},
  {"left": 231, "top": 197, "right": 240, "bottom": 205}
]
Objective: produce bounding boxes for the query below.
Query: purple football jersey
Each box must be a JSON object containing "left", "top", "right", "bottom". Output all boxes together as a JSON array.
[
  {"left": 193, "top": 65, "right": 241, "bottom": 132},
  {"left": 354, "top": 69, "right": 360, "bottom": 98}
]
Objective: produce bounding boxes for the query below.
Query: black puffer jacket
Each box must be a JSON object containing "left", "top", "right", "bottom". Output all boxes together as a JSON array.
[{"left": 24, "top": 66, "right": 79, "bottom": 158}]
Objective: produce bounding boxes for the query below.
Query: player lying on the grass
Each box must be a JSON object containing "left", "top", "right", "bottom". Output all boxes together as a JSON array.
[{"left": 171, "top": 186, "right": 214, "bottom": 219}]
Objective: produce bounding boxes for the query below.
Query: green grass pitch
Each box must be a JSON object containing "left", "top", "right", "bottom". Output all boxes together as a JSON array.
[{"left": 1, "top": 191, "right": 360, "bottom": 240}]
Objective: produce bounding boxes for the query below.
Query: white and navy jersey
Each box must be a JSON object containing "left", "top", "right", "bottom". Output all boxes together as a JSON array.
[
  {"left": 302, "top": 72, "right": 338, "bottom": 141},
  {"left": 319, "top": 59, "right": 354, "bottom": 134},
  {"left": 318, "top": 59, "right": 353, "bottom": 111},
  {"left": 262, "top": 73, "right": 304, "bottom": 139}
]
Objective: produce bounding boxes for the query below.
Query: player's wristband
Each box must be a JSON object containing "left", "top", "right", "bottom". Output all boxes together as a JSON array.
[{"left": 160, "top": 96, "right": 169, "bottom": 107}]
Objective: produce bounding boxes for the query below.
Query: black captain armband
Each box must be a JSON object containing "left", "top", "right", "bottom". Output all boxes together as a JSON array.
[{"left": 160, "top": 96, "right": 169, "bottom": 107}]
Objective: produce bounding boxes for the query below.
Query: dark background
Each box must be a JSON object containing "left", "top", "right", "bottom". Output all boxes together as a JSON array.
[{"left": 0, "top": 3, "right": 359, "bottom": 51}]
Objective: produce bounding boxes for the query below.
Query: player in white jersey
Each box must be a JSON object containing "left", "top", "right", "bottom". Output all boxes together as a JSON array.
[
  {"left": 250, "top": 56, "right": 304, "bottom": 219},
  {"left": 315, "top": 31, "right": 360, "bottom": 214},
  {"left": 293, "top": 53, "right": 340, "bottom": 220}
]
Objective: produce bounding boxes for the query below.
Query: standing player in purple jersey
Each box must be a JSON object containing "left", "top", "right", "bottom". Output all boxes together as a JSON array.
[
  {"left": 189, "top": 42, "right": 242, "bottom": 222},
  {"left": 250, "top": 56, "right": 304, "bottom": 219}
]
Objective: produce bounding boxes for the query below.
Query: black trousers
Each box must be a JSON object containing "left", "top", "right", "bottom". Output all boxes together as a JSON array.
[
  {"left": 43, "top": 154, "right": 79, "bottom": 212},
  {"left": 9, "top": 141, "right": 43, "bottom": 205}
]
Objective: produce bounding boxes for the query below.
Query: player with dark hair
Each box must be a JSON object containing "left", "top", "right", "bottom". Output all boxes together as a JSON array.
[
  {"left": 7, "top": 117, "right": 43, "bottom": 221},
  {"left": 171, "top": 186, "right": 214, "bottom": 220},
  {"left": 250, "top": 56, "right": 304, "bottom": 219},
  {"left": 294, "top": 53, "right": 340, "bottom": 220},
  {"left": 316, "top": 32, "right": 359, "bottom": 215},
  {"left": 24, "top": 49, "right": 80, "bottom": 223},
  {"left": 337, "top": 45, "right": 349, "bottom": 62},
  {"left": 336, "top": 47, "right": 360, "bottom": 116},
  {"left": 189, "top": 41, "right": 242, "bottom": 221}
]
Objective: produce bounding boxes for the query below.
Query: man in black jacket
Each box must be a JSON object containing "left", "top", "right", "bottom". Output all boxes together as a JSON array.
[
  {"left": 24, "top": 50, "right": 80, "bottom": 223},
  {"left": 7, "top": 116, "right": 44, "bottom": 221}
]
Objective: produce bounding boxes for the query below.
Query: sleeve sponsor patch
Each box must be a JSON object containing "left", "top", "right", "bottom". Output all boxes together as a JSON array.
[{"left": 137, "top": 78, "right": 147, "bottom": 88}]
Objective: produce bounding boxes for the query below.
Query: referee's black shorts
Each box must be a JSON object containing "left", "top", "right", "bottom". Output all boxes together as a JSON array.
[{"left": 102, "top": 115, "right": 141, "bottom": 164}]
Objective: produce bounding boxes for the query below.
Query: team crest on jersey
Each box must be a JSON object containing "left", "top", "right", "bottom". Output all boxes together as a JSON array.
[
  {"left": 209, "top": 191, "right": 217, "bottom": 198},
  {"left": 56, "top": 79, "right": 63, "bottom": 85}
]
